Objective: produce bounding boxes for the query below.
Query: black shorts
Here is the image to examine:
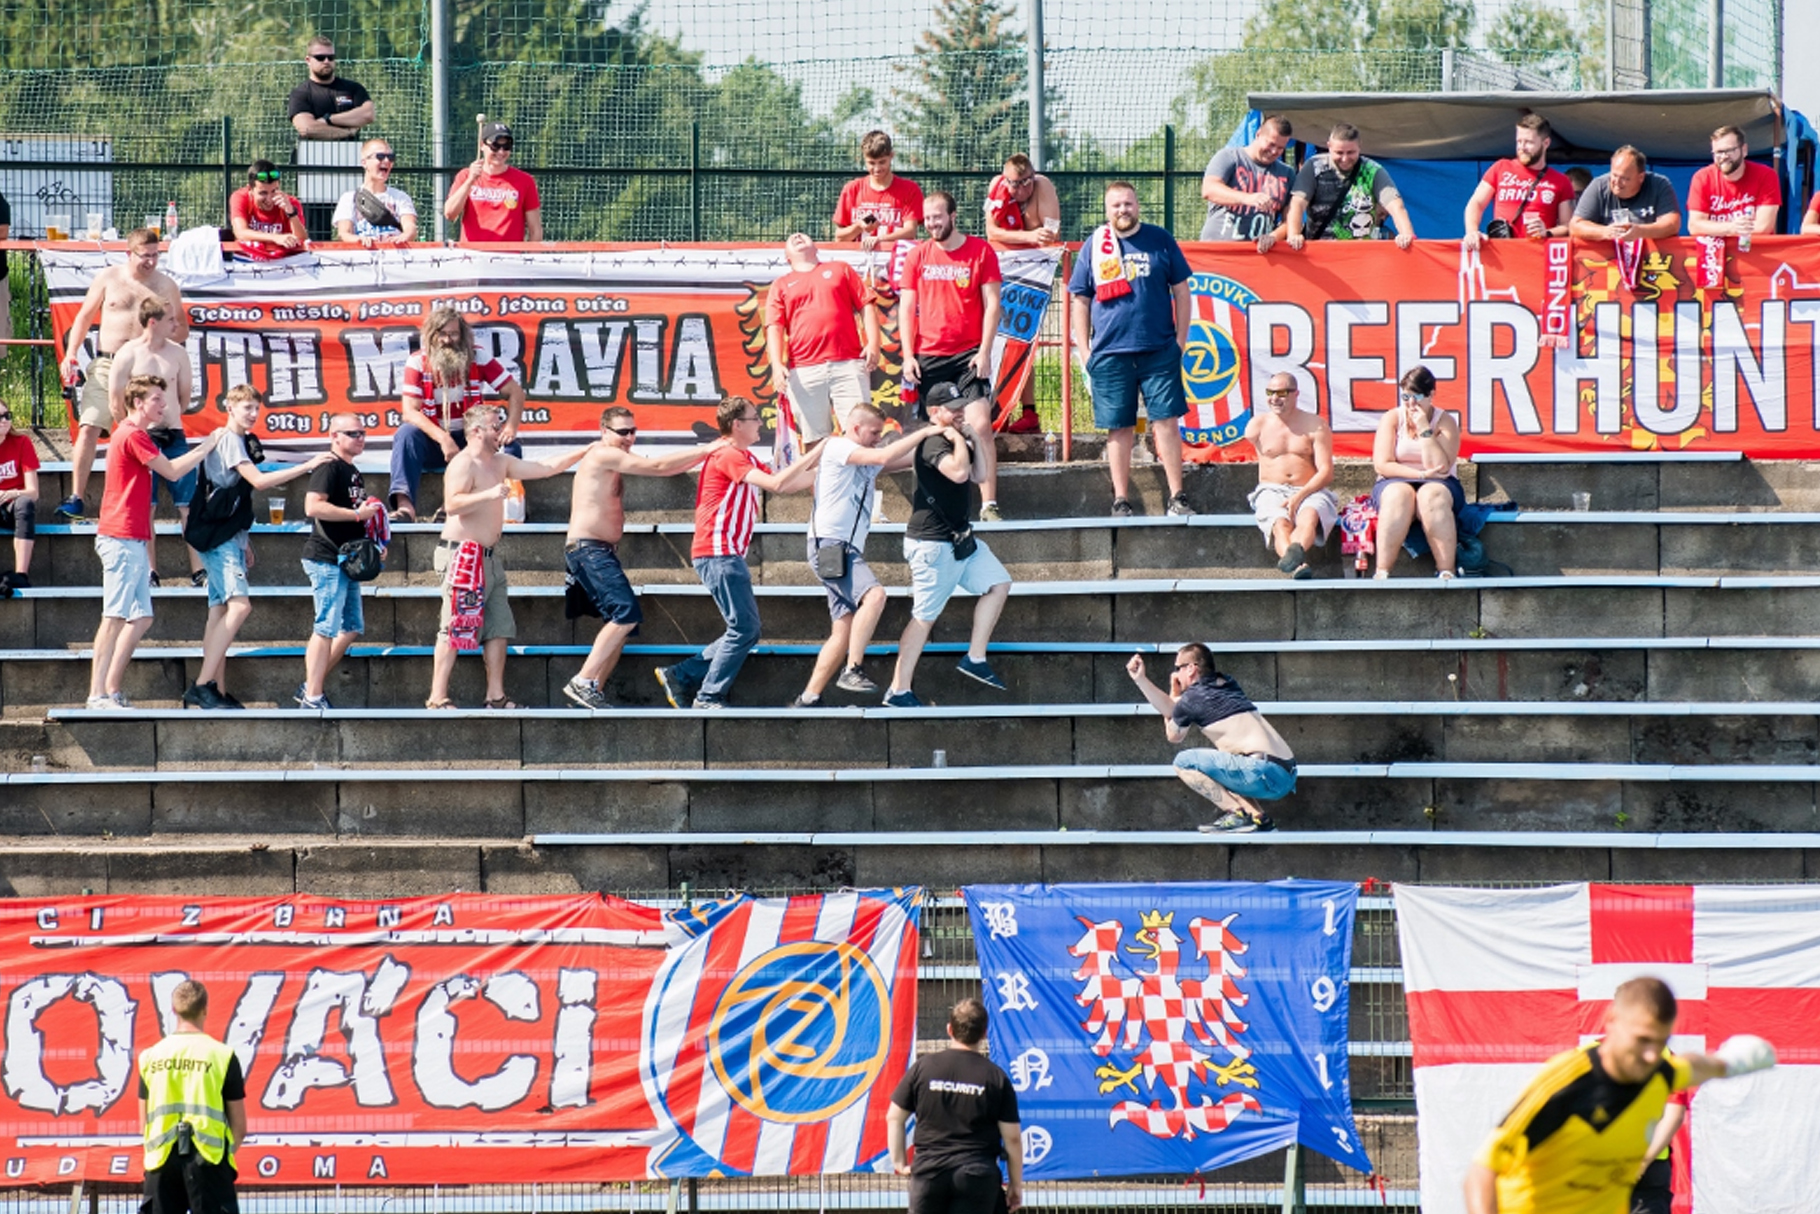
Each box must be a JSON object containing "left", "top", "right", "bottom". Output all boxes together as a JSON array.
[
  {"left": 142, "top": 1156, "right": 240, "bottom": 1214},
  {"left": 908, "top": 1160, "right": 1005, "bottom": 1214},
  {"left": 918, "top": 349, "right": 1000, "bottom": 423},
  {"left": 1630, "top": 1158, "right": 1672, "bottom": 1214}
]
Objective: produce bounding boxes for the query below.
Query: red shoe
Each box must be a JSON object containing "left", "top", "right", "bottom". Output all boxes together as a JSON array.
[{"left": 1006, "top": 408, "right": 1041, "bottom": 434}]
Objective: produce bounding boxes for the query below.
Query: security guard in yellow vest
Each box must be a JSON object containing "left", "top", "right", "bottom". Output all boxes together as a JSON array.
[{"left": 138, "top": 980, "right": 247, "bottom": 1214}]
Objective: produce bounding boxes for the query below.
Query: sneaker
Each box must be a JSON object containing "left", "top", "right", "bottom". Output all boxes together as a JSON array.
[
  {"left": 1198, "top": 810, "right": 1255, "bottom": 834},
  {"left": 790, "top": 694, "right": 821, "bottom": 708},
  {"left": 217, "top": 687, "right": 246, "bottom": 710},
  {"left": 1006, "top": 408, "right": 1042, "bottom": 435},
  {"left": 2, "top": 572, "right": 30, "bottom": 590},
  {"left": 1111, "top": 497, "right": 1135, "bottom": 518},
  {"left": 182, "top": 682, "right": 226, "bottom": 710},
  {"left": 110, "top": 691, "right": 133, "bottom": 709},
  {"left": 836, "top": 665, "right": 878, "bottom": 694},
  {"left": 86, "top": 694, "right": 127, "bottom": 711},
  {"left": 563, "top": 677, "right": 612, "bottom": 710},
  {"left": 1166, "top": 492, "right": 1194, "bottom": 517},
  {"left": 56, "top": 495, "right": 86, "bottom": 519},
  {"left": 189, "top": 569, "right": 208, "bottom": 589},
  {"left": 955, "top": 657, "right": 1007, "bottom": 690},
  {"left": 654, "top": 666, "right": 697, "bottom": 710},
  {"left": 980, "top": 502, "right": 1003, "bottom": 523},
  {"left": 690, "top": 696, "right": 725, "bottom": 710},
  {"left": 882, "top": 688, "right": 925, "bottom": 709},
  {"left": 293, "top": 683, "right": 331, "bottom": 710}
]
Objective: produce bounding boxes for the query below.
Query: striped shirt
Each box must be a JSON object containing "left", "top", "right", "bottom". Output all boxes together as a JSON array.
[
  {"left": 692, "top": 446, "right": 770, "bottom": 559},
  {"left": 401, "top": 349, "right": 513, "bottom": 428}
]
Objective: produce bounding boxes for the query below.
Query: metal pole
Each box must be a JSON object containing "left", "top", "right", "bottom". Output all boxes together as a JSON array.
[
  {"left": 690, "top": 121, "right": 702, "bottom": 242},
  {"left": 1163, "top": 125, "right": 1176, "bottom": 238},
  {"left": 1280, "top": 1141, "right": 1306, "bottom": 1214},
  {"left": 1707, "top": 0, "right": 1723, "bottom": 88},
  {"left": 1026, "top": 0, "right": 1046, "bottom": 171},
  {"left": 221, "top": 115, "right": 234, "bottom": 222},
  {"left": 431, "top": 0, "right": 449, "bottom": 241},
  {"left": 1059, "top": 249, "right": 1073, "bottom": 462},
  {"left": 1605, "top": 0, "right": 1616, "bottom": 90}
]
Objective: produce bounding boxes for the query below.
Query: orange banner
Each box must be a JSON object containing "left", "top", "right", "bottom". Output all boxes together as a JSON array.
[{"left": 1173, "top": 237, "right": 1820, "bottom": 460}]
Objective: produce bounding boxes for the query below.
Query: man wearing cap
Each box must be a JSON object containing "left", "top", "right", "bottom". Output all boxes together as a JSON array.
[
  {"left": 445, "top": 121, "right": 543, "bottom": 243},
  {"left": 766, "top": 233, "right": 881, "bottom": 442}
]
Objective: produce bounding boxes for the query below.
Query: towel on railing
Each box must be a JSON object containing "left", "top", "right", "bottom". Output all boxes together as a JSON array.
[{"left": 445, "top": 540, "right": 485, "bottom": 652}]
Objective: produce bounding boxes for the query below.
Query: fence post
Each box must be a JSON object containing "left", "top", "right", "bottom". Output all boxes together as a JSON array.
[
  {"left": 1281, "top": 1141, "right": 1306, "bottom": 1214},
  {"left": 1059, "top": 248, "right": 1073, "bottom": 460},
  {"left": 221, "top": 116, "right": 234, "bottom": 223},
  {"left": 66, "top": 1181, "right": 85, "bottom": 1214},
  {"left": 431, "top": 0, "right": 449, "bottom": 241},
  {"left": 1163, "top": 124, "right": 1175, "bottom": 236},
  {"left": 689, "top": 120, "right": 702, "bottom": 242}
]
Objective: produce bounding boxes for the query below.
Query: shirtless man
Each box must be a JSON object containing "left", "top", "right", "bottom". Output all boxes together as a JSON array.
[
  {"left": 58, "top": 229, "right": 188, "bottom": 519},
  {"left": 1127, "top": 643, "right": 1295, "bottom": 834},
  {"left": 1242, "top": 372, "right": 1335, "bottom": 580},
  {"left": 560, "top": 407, "right": 719, "bottom": 709},
  {"left": 108, "top": 297, "right": 203, "bottom": 581},
  {"left": 426, "top": 405, "right": 588, "bottom": 710},
  {"left": 982, "top": 152, "right": 1061, "bottom": 436}
]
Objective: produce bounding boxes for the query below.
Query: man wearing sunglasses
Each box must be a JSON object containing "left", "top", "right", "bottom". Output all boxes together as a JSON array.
[
  {"left": 289, "top": 38, "right": 375, "bottom": 239},
  {"left": 229, "top": 160, "right": 308, "bottom": 260},
  {"left": 445, "top": 121, "right": 543, "bottom": 243},
  {"left": 298, "top": 416, "right": 384, "bottom": 710},
  {"left": 560, "top": 407, "right": 721, "bottom": 709},
  {"left": 333, "top": 139, "right": 417, "bottom": 245}
]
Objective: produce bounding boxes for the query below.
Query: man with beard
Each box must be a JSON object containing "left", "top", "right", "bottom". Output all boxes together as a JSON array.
[
  {"left": 426, "top": 405, "right": 588, "bottom": 710},
  {"left": 388, "top": 307, "right": 527, "bottom": 522},
  {"left": 1067, "top": 182, "right": 1194, "bottom": 518},
  {"left": 1462, "top": 114, "right": 1575, "bottom": 247},
  {"left": 899, "top": 192, "right": 1004, "bottom": 519},
  {"left": 288, "top": 37, "right": 376, "bottom": 238},
  {"left": 1199, "top": 114, "right": 1294, "bottom": 251},
  {"left": 57, "top": 228, "right": 188, "bottom": 520},
  {"left": 1687, "top": 124, "right": 1780, "bottom": 241},
  {"left": 1284, "top": 124, "right": 1417, "bottom": 247},
  {"left": 1243, "top": 373, "right": 1335, "bottom": 579}
]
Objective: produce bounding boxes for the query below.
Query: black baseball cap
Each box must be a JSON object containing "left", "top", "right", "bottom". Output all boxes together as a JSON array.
[{"left": 482, "top": 120, "right": 514, "bottom": 144}]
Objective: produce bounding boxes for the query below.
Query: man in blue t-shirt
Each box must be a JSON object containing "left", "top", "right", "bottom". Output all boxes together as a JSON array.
[{"left": 1068, "top": 182, "right": 1194, "bottom": 518}]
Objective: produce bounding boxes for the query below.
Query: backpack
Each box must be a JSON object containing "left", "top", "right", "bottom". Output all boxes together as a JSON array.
[{"left": 184, "top": 432, "right": 264, "bottom": 553}]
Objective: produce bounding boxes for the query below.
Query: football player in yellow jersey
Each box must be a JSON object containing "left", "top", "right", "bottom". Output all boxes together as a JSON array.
[{"left": 1464, "top": 976, "right": 1776, "bottom": 1214}]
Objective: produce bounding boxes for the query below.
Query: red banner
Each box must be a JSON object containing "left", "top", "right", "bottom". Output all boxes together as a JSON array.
[
  {"left": 0, "top": 891, "right": 922, "bottom": 1185},
  {"left": 1172, "top": 236, "right": 1820, "bottom": 460}
]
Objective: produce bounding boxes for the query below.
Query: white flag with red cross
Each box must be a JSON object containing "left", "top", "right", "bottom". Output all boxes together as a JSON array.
[{"left": 1395, "top": 883, "right": 1820, "bottom": 1214}]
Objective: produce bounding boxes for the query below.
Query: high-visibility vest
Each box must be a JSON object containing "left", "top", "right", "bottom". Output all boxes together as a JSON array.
[{"left": 139, "top": 1032, "right": 237, "bottom": 1170}]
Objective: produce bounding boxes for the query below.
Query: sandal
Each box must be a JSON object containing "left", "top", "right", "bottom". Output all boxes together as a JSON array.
[
  {"left": 424, "top": 698, "right": 458, "bottom": 710},
  {"left": 389, "top": 507, "right": 416, "bottom": 523},
  {"left": 485, "top": 696, "right": 522, "bottom": 710},
  {"left": 430, "top": 508, "right": 448, "bottom": 524}
]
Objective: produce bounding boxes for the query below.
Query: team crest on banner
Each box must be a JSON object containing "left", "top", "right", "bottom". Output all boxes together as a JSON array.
[
  {"left": 965, "top": 882, "right": 1370, "bottom": 1180},
  {"left": 641, "top": 888, "right": 922, "bottom": 1177},
  {"left": 1180, "top": 273, "right": 1258, "bottom": 463}
]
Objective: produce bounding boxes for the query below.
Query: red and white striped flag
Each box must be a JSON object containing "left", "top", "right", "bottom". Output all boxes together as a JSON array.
[{"left": 1396, "top": 883, "right": 1820, "bottom": 1214}]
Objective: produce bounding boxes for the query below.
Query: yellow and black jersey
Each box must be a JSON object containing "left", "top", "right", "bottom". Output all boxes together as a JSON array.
[{"left": 1475, "top": 1043, "right": 1692, "bottom": 1214}]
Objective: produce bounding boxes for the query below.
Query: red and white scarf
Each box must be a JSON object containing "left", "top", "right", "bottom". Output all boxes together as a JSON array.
[
  {"left": 446, "top": 539, "right": 486, "bottom": 652},
  {"left": 984, "top": 175, "right": 1026, "bottom": 231},
  {"left": 1089, "top": 224, "right": 1132, "bottom": 301}
]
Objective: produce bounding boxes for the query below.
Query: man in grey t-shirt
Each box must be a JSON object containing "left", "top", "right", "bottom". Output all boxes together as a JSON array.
[
  {"left": 1199, "top": 114, "right": 1295, "bottom": 250},
  {"left": 1570, "top": 144, "right": 1684, "bottom": 245}
]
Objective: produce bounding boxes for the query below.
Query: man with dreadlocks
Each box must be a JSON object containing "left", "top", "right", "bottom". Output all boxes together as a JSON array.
[{"left": 388, "top": 306, "right": 528, "bottom": 522}]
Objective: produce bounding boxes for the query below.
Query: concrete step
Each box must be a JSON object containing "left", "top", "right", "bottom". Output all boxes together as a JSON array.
[
  {"left": 25, "top": 510, "right": 1820, "bottom": 585},
  {"left": 9, "top": 576, "right": 1820, "bottom": 653},
  {"left": 27, "top": 702, "right": 1820, "bottom": 772},
  {"left": 5, "top": 761, "right": 1816, "bottom": 841},
  {"left": 7, "top": 635, "right": 1810, "bottom": 715}
]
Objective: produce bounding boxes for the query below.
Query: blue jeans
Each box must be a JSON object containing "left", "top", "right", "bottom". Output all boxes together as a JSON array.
[
  {"left": 388, "top": 425, "right": 521, "bottom": 506},
  {"left": 303, "top": 558, "right": 364, "bottom": 638},
  {"left": 1173, "top": 749, "right": 1296, "bottom": 801},
  {"left": 667, "top": 556, "right": 761, "bottom": 703}
]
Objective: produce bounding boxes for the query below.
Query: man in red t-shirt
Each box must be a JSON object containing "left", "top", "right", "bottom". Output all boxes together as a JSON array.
[
  {"left": 444, "top": 120, "right": 543, "bottom": 242},
  {"left": 0, "top": 399, "right": 39, "bottom": 588},
  {"left": 388, "top": 306, "right": 529, "bottom": 520},
  {"left": 1689, "top": 123, "right": 1781, "bottom": 240},
  {"left": 228, "top": 160, "right": 309, "bottom": 259},
  {"left": 86, "top": 376, "right": 220, "bottom": 709},
  {"left": 652, "top": 397, "right": 823, "bottom": 709},
  {"left": 900, "top": 191, "right": 1005, "bottom": 517},
  {"left": 833, "top": 130, "right": 922, "bottom": 251},
  {"left": 765, "top": 234, "right": 881, "bottom": 441},
  {"left": 1462, "top": 114, "right": 1574, "bottom": 248}
]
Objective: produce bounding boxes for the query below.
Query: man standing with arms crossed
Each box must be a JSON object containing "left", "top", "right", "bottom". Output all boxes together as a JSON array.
[
  {"left": 110, "top": 297, "right": 203, "bottom": 585},
  {"left": 1243, "top": 373, "right": 1335, "bottom": 580},
  {"left": 561, "top": 407, "right": 718, "bottom": 710},
  {"left": 138, "top": 980, "right": 246, "bottom": 1214},
  {"left": 57, "top": 229, "right": 187, "bottom": 519},
  {"left": 900, "top": 192, "right": 1005, "bottom": 519},
  {"left": 888, "top": 997, "right": 1023, "bottom": 1214},
  {"left": 654, "top": 397, "right": 823, "bottom": 710},
  {"left": 426, "top": 405, "right": 586, "bottom": 710},
  {"left": 766, "top": 233, "right": 880, "bottom": 442}
]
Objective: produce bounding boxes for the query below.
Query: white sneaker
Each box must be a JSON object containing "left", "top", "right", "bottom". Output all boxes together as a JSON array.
[{"left": 86, "top": 694, "right": 128, "bottom": 711}]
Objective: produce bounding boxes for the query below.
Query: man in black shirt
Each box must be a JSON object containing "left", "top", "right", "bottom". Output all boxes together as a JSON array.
[
  {"left": 289, "top": 37, "right": 375, "bottom": 239},
  {"left": 883, "top": 382, "right": 1011, "bottom": 708},
  {"left": 889, "top": 998, "right": 1023, "bottom": 1214},
  {"left": 298, "top": 415, "right": 382, "bottom": 709}
]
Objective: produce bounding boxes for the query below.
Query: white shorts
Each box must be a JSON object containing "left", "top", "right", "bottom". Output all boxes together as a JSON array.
[
  {"left": 786, "top": 359, "right": 872, "bottom": 441},
  {"left": 96, "top": 536, "right": 154, "bottom": 621},
  {"left": 904, "top": 536, "right": 1011, "bottom": 622},
  {"left": 1248, "top": 483, "right": 1339, "bottom": 547}
]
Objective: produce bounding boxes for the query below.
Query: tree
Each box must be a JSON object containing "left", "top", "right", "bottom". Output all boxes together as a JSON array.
[
  {"left": 894, "top": 0, "right": 1057, "bottom": 172},
  {"left": 1485, "top": 0, "right": 1603, "bottom": 86}
]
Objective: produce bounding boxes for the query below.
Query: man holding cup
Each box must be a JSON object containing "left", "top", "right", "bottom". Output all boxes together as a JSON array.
[
  {"left": 1687, "top": 124, "right": 1780, "bottom": 250},
  {"left": 832, "top": 130, "right": 922, "bottom": 251},
  {"left": 1461, "top": 114, "right": 1574, "bottom": 248},
  {"left": 1570, "top": 146, "right": 1682, "bottom": 245}
]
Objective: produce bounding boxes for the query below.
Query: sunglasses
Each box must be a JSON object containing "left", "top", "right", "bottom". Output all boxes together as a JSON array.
[
  {"left": 252, "top": 170, "right": 282, "bottom": 182},
  {"left": 1265, "top": 388, "right": 1294, "bottom": 397},
  {"left": 0, "top": 413, "right": 11, "bottom": 422},
  {"left": 606, "top": 426, "right": 637, "bottom": 437},
  {"left": 369, "top": 152, "right": 396, "bottom": 162},
  {"left": 310, "top": 53, "right": 336, "bottom": 61},
  {"left": 1173, "top": 662, "right": 1195, "bottom": 671},
  {"left": 735, "top": 413, "right": 761, "bottom": 422},
  {"left": 334, "top": 429, "right": 367, "bottom": 440},
  {"left": 486, "top": 140, "right": 514, "bottom": 152}
]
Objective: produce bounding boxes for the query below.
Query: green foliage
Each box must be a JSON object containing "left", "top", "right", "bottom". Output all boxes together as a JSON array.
[{"left": 895, "top": 0, "right": 1030, "bottom": 172}]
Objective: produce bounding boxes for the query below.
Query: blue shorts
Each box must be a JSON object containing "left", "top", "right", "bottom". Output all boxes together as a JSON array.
[
  {"left": 564, "top": 539, "right": 642, "bottom": 627},
  {"left": 1087, "top": 343, "right": 1188, "bottom": 431},
  {"left": 1173, "top": 749, "right": 1297, "bottom": 802},
  {"left": 199, "top": 537, "right": 251, "bottom": 606},
  {"left": 809, "top": 538, "right": 881, "bottom": 621},
  {"left": 1371, "top": 476, "right": 1466, "bottom": 516},
  {"left": 304, "top": 558, "right": 364, "bottom": 638},
  {"left": 147, "top": 428, "right": 199, "bottom": 511}
]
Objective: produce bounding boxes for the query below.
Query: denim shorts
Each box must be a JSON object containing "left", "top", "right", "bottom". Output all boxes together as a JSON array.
[
  {"left": 1087, "top": 343, "right": 1188, "bottom": 430},
  {"left": 148, "top": 428, "right": 199, "bottom": 511},
  {"left": 96, "top": 536, "right": 153, "bottom": 621},
  {"left": 904, "top": 535, "right": 1011, "bottom": 623},
  {"left": 304, "top": 558, "right": 364, "bottom": 638},
  {"left": 809, "top": 537, "right": 881, "bottom": 621},
  {"left": 564, "top": 540, "right": 643, "bottom": 626},
  {"left": 1173, "top": 748, "right": 1297, "bottom": 802},
  {"left": 199, "top": 537, "right": 250, "bottom": 606}
]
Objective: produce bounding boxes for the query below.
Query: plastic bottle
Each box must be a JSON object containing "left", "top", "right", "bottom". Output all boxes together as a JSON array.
[
  {"left": 163, "top": 201, "right": 180, "bottom": 239},
  {"left": 1044, "top": 432, "right": 1058, "bottom": 464},
  {"left": 900, "top": 373, "right": 918, "bottom": 411},
  {"left": 503, "top": 478, "right": 526, "bottom": 524}
]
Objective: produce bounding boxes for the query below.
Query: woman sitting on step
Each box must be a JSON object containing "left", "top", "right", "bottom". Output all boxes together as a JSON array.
[{"left": 1369, "top": 364, "right": 1463, "bottom": 580}]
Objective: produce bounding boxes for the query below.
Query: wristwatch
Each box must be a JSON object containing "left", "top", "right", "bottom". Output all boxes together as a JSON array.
[{"left": 1419, "top": 428, "right": 1435, "bottom": 438}]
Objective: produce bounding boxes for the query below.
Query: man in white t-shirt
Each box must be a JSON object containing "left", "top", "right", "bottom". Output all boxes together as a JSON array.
[
  {"left": 332, "top": 138, "right": 418, "bottom": 245},
  {"left": 792, "top": 404, "right": 928, "bottom": 706}
]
